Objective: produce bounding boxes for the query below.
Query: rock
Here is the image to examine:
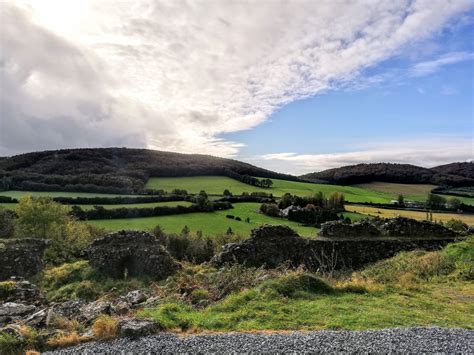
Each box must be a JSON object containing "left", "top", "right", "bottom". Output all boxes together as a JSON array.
[
  {"left": 50, "top": 300, "right": 86, "bottom": 320},
  {"left": 211, "top": 225, "right": 309, "bottom": 268},
  {"left": 118, "top": 318, "right": 157, "bottom": 338},
  {"left": 124, "top": 290, "right": 147, "bottom": 305},
  {"left": 0, "top": 302, "right": 37, "bottom": 326},
  {"left": 87, "top": 231, "right": 180, "bottom": 279},
  {"left": 0, "top": 277, "right": 45, "bottom": 305},
  {"left": 78, "top": 300, "right": 112, "bottom": 324},
  {"left": 319, "top": 220, "right": 381, "bottom": 238},
  {"left": 112, "top": 301, "right": 130, "bottom": 316},
  {"left": 23, "top": 308, "right": 49, "bottom": 328},
  {"left": 142, "top": 296, "right": 161, "bottom": 308},
  {"left": 0, "top": 239, "right": 49, "bottom": 280}
]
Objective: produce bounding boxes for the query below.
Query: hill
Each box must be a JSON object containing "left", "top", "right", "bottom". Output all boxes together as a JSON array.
[
  {"left": 431, "top": 162, "right": 474, "bottom": 179},
  {"left": 301, "top": 163, "right": 474, "bottom": 187},
  {"left": 0, "top": 148, "right": 298, "bottom": 193}
]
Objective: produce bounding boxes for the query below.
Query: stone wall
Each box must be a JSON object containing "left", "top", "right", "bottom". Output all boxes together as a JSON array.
[
  {"left": 87, "top": 231, "right": 180, "bottom": 279},
  {"left": 212, "top": 222, "right": 461, "bottom": 271},
  {"left": 0, "top": 239, "right": 49, "bottom": 280}
]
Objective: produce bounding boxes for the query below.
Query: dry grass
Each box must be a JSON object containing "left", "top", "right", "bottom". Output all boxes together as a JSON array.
[
  {"left": 46, "top": 332, "right": 82, "bottom": 349},
  {"left": 345, "top": 205, "right": 474, "bottom": 224},
  {"left": 92, "top": 315, "right": 119, "bottom": 339},
  {"left": 355, "top": 182, "right": 437, "bottom": 196}
]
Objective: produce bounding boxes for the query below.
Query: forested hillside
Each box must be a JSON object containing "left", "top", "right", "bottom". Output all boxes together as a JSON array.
[
  {"left": 301, "top": 163, "right": 474, "bottom": 186},
  {"left": 0, "top": 148, "right": 298, "bottom": 193},
  {"left": 431, "top": 162, "right": 474, "bottom": 179}
]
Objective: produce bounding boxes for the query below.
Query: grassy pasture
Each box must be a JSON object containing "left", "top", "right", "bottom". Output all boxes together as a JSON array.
[
  {"left": 0, "top": 201, "right": 193, "bottom": 211},
  {"left": 87, "top": 202, "right": 321, "bottom": 237},
  {"left": 146, "top": 176, "right": 395, "bottom": 203},
  {"left": 346, "top": 205, "right": 474, "bottom": 224}
]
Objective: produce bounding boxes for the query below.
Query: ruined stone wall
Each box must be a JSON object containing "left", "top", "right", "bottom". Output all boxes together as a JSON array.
[
  {"left": 0, "top": 239, "right": 49, "bottom": 280},
  {"left": 213, "top": 223, "right": 461, "bottom": 271}
]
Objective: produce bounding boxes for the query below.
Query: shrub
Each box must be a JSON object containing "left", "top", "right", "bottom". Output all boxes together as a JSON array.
[
  {"left": 226, "top": 215, "right": 235, "bottom": 219},
  {"left": 92, "top": 315, "right": 119, "bottom": 339},
  {"left": 445, "top": 219, "right": 468, "bottom": 232},
  {"left": 0, "top": 332, "right": 25, "bottom": 355},
  {"left": 260, "top": 203, "right": 280, "bottom": 217}
]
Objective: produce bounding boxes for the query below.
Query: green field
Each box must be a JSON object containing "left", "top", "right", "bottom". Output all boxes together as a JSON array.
[
  {"left": 146, "top": 176, "right": 395, "bottom": 203},
  {"left": 0, "top": 200, "right": 193, "bottom": 211},
  {"left": 87, "top": 202, "right": 321, "bottom": 237}
]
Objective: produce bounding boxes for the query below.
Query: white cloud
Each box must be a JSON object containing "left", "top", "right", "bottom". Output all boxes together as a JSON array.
[
  {"left": 410, "top": 51, "right": 474, "bottom": 77},
  {"left": 253, "top": 138, "right": 474, "bottom": 175},
  {"left": 1, "top": 0, "right": 473, "bottom": 156}
]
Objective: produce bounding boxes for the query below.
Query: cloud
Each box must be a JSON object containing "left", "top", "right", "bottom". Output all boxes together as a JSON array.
[
  {"left": 253, "top": 138, "right": 473, "bottom": 175},
  {"left": 410, "top": 51, "right": 474, "bottom": 77},
  {"left": 1, "top": 0, "right": 473, "bottom": 156}
]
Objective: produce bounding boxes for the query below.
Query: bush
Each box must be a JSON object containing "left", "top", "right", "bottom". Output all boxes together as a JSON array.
[
  {"left": 0, "top": 332, "right": 25, "bottom": 355},
  {"left": 0, "top": 281, "right": 15, "bottom": 300},
  {"left": 260, "top": 203, "right": 280, "bottom": 217},
  {"left": 92, "top": 315, "right": 119, "bottom": 339},
  {"left": 46, "top": 332, "right": 82, "bottom": 349},
  {"left": 445, "top": 219, "right": 468, "bottom": 232}
]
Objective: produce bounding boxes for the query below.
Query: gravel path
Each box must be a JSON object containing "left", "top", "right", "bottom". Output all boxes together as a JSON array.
[{"left": 47, "top": 327, "right": 473, "bottom": 354}]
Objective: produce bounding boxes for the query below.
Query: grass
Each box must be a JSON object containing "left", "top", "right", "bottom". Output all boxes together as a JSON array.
[
  {"left": 0, "top": 200, "right": 192, "bottom": 211},
  {"left": 346, "top": 205, "right": 474, "bottom": 224},
  {"left": 86, "top": 202, "right": 320, "bottom": 237},
  {"left": 146, "top": 176, "right": 395, "bottom": 203}
]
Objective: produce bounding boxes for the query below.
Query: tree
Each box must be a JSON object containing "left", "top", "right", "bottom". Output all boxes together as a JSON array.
[
  {"left": 226, "top": 227, "right": 234, "bottom": 235},
  {"left": 196, "top": 190, "right": 210, "bottom": 210},
  {"left": 445, "top": 218, "right": 468, "bottom": 232},
  {"left": 426, "top": 194, "right": 446, "bottom": 210},
  {"left": 260, "top": 203, "right": 280, "bottom": 217},
  {"left": 328, "top": 192, "right": 345, "bottom": 210},
  {"left": 447, "top": 197, "right": 461, "bottom": 211},
  {"left": 15, "top": 196, "right": 93, "bottom": 264},
  {"left": 223, "top": 189, "right": 232, "bottom": 197},
  {"left": 397, "top": 194, "right": 405, "bottom": 205}
]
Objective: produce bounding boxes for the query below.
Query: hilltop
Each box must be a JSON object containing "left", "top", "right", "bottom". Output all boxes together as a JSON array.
[
  {"left": 0, "top": 148, "right": 298, "bottom": 193},
  {"left": 301, "top": 162, "right": 474, "bottom": 187}
]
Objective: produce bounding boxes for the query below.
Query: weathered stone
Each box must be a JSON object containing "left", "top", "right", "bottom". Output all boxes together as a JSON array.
[
  {"left": 87, "top": 231, "right": 180, "bottom": 279},
  {"left": 50, "top": 300, "right": 86, "bottom": 320},
  {"left": 23, "top": 308, "right": 48, "bottom": 328},
  {"left": 0, "top": 302, "right": 37, "bottom": 326},
  {"left": 0, "top": 277, "right": 45, "bottom": 305},
  {"left": 112, "top": 301, "right": 130, "bottom": 316},
  {"left": 212, "top": 225, "right": 308, "bottom": 268},
  {"left": 319, "top": 220, "right": 381, "bottom": 238},
  {"left": 118, "top": 318, "right": 157, "bottom": 338},
  {"left": 78, "top": 300, "right": 112, "bottom": 324},
  {"left": 124, "top": 290, "right": 148, "bottom": 305},
  {"left": 0, "top": 238, "right": 49, "bottom": 280}
]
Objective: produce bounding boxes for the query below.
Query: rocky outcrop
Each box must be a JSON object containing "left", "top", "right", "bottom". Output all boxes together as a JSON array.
[
  {"left": 87, "top": 231, "right": 180, "bottom": 279},
  {"left": 0, "top": 238, "right": 49, "bottom": 280},
  {"left": 213, "top": 223, "right": 461, "bottom": 270},
  {"left": 0, "top": 278, "right": 45, "bottom": 305},
  {"left": 212, "top": 225, "right": 308, "bottom": 268}
]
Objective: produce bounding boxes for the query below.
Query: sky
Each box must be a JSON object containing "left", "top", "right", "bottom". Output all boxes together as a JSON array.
[{"left": 0, "top": 0, "right": 473, "bottom": 175}]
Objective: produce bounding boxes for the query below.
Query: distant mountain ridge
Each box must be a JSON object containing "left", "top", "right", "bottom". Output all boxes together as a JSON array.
[
  {"left": 301, "top": 162, "right": 474, "bottom": 187},
  {"left": 0, "top": 148, "right": 299, "bottom": 193}
]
